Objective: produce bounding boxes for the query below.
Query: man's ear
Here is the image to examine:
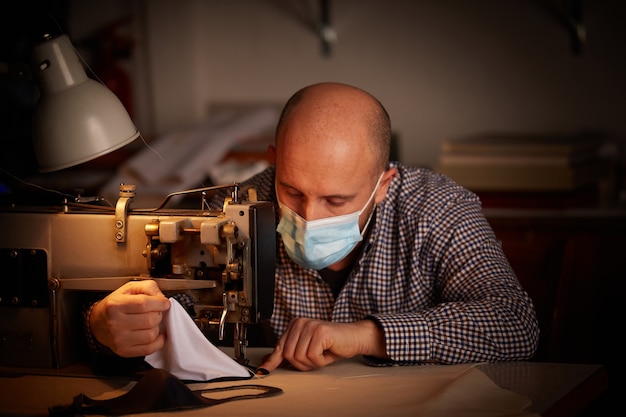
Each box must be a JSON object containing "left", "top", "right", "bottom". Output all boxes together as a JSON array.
[
  {"left": 375, "top": 167, "right": 398, "bottom": 203},
  {"left": 267, "top": 145, "right": 276, "bottom": 164}
]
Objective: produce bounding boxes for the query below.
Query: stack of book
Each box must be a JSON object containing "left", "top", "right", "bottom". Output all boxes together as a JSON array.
[{"left": 434, "top": 133, "right": 606, "bottom": 192}]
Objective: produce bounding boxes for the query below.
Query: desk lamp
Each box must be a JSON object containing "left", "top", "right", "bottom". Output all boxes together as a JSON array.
[{"left": 31, "top": 34, "right": 139, "bottom": 172}]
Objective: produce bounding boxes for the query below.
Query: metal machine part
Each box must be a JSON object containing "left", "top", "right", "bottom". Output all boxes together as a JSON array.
[{"left": 0, "top": 183, "right": 275, "bottom": 368}]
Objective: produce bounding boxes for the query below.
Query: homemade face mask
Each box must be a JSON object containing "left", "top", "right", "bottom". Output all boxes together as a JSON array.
[
  {"left": 276, "top": 172, "right": 384, "bottom": 270},
  {"left": 49, "top": 368, "right": 282, "bottom": 416}
]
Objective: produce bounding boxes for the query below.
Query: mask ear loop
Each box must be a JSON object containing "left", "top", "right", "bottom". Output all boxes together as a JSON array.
[
  {"left": 358, "top": 171, "right": 385, "bottom": 237},
  {"left": 360, "top": 207, "right": 376, "bottom": 238}
]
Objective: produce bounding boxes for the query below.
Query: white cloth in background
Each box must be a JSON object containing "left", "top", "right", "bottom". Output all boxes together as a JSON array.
[{"left": 98, "top": 106, "right": 279, "bottom": 207}]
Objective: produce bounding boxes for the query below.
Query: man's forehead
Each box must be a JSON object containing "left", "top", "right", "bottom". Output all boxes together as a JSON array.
[
  {"left": 277, "top": 134, "right": 375, "bottom": 176},
  {"left": 275, "top": 115, "right": 378, "bottom": 197},
  {"left": 276, "top": 163, "right": 372, "bottom": 199}
]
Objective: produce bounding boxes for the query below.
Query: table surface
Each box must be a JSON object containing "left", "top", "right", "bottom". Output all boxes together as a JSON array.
[{"left": 0, "top": 348, "right": 607, "bottom": 417}]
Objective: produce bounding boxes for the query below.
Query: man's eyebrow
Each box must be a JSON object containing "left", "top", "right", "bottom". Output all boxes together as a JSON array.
[
  {"left": 277, "top": 180, "right": 299, "bottom": 193},
  {"left": 323, "top": 193, "right": 356, "bottom": 201},
  {"left": 277, "top": 180, "right": 357, "bottom": 201}
]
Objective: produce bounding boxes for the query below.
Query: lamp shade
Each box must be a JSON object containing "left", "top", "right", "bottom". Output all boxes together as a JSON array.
[{"left": 32, "top": 34, "right": 139, "bottom": 172}]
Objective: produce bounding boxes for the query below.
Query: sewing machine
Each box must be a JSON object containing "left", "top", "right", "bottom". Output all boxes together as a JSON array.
[{"left": 0, "top": 183, "right": 276, "bottom": 369}]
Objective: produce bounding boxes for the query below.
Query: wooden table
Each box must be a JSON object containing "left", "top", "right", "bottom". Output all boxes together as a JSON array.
[{"left": 0, "top": 348, "right": 607, "bottom": 417}]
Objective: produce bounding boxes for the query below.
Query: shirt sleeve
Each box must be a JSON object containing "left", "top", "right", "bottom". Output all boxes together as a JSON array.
[
  {"left": 367, "top": 189, "right": 539, "bottom": 365},
  {"left": 82, "top": 298, "right": 115, "bottom": 356}
]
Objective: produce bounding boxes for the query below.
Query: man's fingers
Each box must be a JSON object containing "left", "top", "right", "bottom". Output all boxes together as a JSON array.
[
  {"left": 116, "top": 332, "right": 166, "bottom": 358},
  {"left": 257, "top": 344, "right": 284, "bottom": 374},
  {"left": 111, "top": 281, "right": 171, "bottom": 314},
  {"left": 122, "top": 280, "right": 164, "bottom": 297}
]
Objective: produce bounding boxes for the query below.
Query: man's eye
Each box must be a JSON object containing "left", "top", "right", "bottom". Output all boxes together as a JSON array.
[{"left": 326, "top": 199, "right": 346, "bottom": 207}]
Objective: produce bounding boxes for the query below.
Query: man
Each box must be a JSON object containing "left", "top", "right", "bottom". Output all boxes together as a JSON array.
[{"left": 88, "top": 82, "right": 539, "bottom": 372}]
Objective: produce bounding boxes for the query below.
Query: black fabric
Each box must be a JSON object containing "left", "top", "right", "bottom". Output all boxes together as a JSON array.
[
  {"left": 48, "top": 368, "right": 282, "bottom": 416},
  {"left": 319, "top": 267, "right": 350, "bottom": 299}
]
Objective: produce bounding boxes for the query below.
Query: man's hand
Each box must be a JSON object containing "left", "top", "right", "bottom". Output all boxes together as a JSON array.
[
  {"left": 259, "top": 318, "right": 388, "bottom": 372},
  {"left": 89, "top": 280, "right": 171, "bottom": 358}
]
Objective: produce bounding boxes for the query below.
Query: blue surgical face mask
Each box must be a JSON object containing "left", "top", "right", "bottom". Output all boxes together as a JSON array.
[{"left": 276, "top": 172, "right": 384, "bottom": 270}]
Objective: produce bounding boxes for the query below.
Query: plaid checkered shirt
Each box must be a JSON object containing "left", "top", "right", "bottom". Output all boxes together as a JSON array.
[{"left": 211, "top": 162, "right": 539, "bottom": 365}]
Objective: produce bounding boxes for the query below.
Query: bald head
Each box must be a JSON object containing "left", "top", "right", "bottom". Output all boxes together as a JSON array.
[
  {"left": 271, "top": 83, "right": 396, "bottom": 269},
  {"left": 275, "top": 82, "right": 391, "bottom": 175}
]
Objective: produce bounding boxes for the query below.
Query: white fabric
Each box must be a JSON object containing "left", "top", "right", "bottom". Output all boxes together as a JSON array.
[{"left": 145, "top": 298, "right": 252, "bottom": 381}]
